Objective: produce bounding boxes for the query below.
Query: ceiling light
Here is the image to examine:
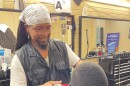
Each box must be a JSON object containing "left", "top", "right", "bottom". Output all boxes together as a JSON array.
[{"left": 88, "top": 0, "right": 130, "bottom": 8}]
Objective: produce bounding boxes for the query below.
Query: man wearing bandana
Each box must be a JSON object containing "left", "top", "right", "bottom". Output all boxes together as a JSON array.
[{"left": 10, "top": 4, "right": 82, "bottom": 86}]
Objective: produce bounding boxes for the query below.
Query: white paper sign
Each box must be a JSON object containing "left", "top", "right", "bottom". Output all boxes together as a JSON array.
[
  {"left": 0, "top": 24, "right": 8, "bottom": 33},
  {"left": 55, "top": 0, "right": 71, "bottom": 13}
]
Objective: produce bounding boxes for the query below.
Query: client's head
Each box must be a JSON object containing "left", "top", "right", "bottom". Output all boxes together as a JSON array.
[{"left": 71, "top": 62, "right": 108, "bottom": 86}]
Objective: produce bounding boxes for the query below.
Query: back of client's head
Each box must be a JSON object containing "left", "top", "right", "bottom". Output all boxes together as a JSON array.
[{"left": 71, "top": 62, "right": 108, "bottom": 86}]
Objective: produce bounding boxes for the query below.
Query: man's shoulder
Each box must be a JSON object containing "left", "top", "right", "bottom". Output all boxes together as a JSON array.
[
  {"left": 15, "top": 43, "right": 28, "bottom": 55},
  {"left": 50, "top": 38, "right": 66, "bottom": 50},
  {"left": 50, "top": 38, "right": 64, "bottom": 44}
]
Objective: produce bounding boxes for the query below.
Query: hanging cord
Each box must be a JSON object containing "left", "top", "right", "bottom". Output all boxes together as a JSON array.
[{"left": 86, "top": 29, "right": 89, "bottom": 57}]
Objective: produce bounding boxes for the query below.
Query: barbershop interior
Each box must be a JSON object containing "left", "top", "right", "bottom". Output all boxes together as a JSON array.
[{"left": 0, "top": 0, "right": 130, "bottom": 86}]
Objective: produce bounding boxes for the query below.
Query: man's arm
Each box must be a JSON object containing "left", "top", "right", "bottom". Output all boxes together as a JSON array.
[
  {"left": 73, "top": 60, "right": 83, "bottom": 68},
  {"left": 10, "top": 54, "right": 27, "bottom": 86},
  {"left": 65, "top": 44, "right": 83, "bottom": 68}
]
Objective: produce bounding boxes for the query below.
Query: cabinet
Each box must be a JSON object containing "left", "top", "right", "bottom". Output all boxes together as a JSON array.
[{"left": 99, "top": 53, "right": 130, "bottom": 86}]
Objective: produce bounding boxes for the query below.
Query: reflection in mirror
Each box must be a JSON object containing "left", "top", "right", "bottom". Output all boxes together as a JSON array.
[{"left": 79, "top": 16, "right": 130, "bottom": 59}]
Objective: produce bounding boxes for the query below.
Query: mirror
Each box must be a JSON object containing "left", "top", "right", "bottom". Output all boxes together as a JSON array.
[{"left": 79, "top": 16, "right": 130, "bottom": 59}]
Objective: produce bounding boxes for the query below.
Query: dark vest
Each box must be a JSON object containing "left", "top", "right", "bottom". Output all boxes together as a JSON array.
[{"left": 15, "top": 39, "right": 70, "bottom": 86}]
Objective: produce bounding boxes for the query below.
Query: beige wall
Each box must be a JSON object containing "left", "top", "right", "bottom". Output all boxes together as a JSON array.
[
  {"left": 71, "top": 1, "right": 84, "bottom": 55},
  {"left": 0, "top": 11, "right": 20, "bottom": 37},
  {"left": 1, "top": 0, "right": 130, "bottom": 56},
  {"left": 0, "top": 0, "right": 14, "bottom": 9}
]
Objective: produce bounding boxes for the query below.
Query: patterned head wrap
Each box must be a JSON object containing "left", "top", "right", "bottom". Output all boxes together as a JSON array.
[{"left": 19, "top": 4, "right": 51, "bottom": 25}]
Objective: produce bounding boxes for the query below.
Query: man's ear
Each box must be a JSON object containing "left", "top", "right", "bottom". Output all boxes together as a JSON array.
[{"left": 24, "top": 24, "right": 29, "bottom": 33}]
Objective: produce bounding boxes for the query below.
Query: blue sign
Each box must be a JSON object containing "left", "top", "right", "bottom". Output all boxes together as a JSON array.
[
  {"left": 0, "top": 50, "right": 4, "bottom": 56},
  {"left": 106, "top": 33, "right": 120, "bottom": 53}
]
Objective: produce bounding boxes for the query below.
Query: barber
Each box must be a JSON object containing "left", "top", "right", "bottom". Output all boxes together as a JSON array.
[{"left": 10, "top": 4, "right": 82, "bottom": 86}]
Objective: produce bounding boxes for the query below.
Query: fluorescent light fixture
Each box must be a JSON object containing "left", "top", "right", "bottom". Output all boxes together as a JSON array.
[
  {"left": 88, "top": 0, "right": 130, "bottom": 8},
  {"left": 40, "top": 0, "right": 54, "bottom": 4}
]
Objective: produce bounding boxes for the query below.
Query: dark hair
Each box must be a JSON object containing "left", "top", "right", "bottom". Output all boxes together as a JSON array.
[
  {"left": 71, "top": 62, "right": 108, "bottom": 86},
  {"left": 15, "top": 21, "right": 29, "bottom": 51}
]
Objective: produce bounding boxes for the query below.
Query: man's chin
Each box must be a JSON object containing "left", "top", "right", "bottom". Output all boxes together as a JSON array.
[
  {"left": 38, "top": 42, "right": 48, "bottom": 49},
  {"left": 36, "top": 39, "right": 49, "bottom": 49}
]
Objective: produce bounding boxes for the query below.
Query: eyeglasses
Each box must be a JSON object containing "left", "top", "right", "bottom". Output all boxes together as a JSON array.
[{"left": 30, "top": 25, "right": 51, "bottom": 33}]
